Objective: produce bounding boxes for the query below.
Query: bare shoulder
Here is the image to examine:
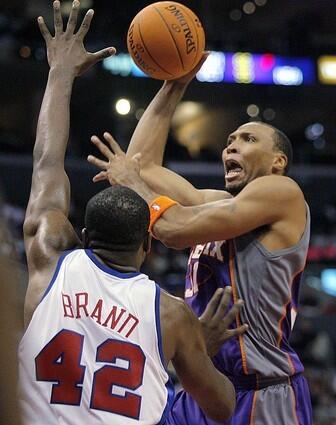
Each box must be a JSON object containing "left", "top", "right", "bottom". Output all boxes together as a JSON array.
[
  {"left": 24, "top": 211, "right": 79, "bottom": 327},
  {"left": 25, "top": 209, "right": 80, "bottom": 270},
  {"left": 159, "top": 287, "right": 202, "bottom": 363},
  {"left": 241, "top": 175, "right": 305, "bottom": 204},
  {"left": 160, "top": 289, "right": 195, "bottom": 325}
]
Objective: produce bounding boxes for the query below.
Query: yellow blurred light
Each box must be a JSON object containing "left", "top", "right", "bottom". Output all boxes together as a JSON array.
[
  {"left": 318, "top": 56, "right": 336, "bottom": 85},
  {"left": 232, "top": 53, "right": 255, "bottom": 84}
]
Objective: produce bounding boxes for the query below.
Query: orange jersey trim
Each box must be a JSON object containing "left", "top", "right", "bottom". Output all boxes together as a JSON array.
[
  {"left": 276, "top": 267, "right": 304, "bottom": 348},
  {"left": 290, "top": 384, "right": 300, "bottom": 425},
  {"left": 229, "top": 240, "right": 249, "bottom": 375},
  {"left": 249, "top": 391, "right": 258, "bottom": 425}
]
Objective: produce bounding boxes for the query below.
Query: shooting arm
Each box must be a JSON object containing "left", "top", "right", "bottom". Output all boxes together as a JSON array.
[
  {"left": 128, "top": 80, "right": 209, "bottom": 205},
  {"left": 127, "top": 81, "right": 187, "bottom": 167},
  {"left": 125, "top": 55, "right": 229, "bottom": 205}
]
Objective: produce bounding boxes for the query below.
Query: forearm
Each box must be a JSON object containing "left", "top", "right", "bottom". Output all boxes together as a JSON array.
[
  {"left": 127, "top": 81, "right": 187, "bottom": 166},
  {"left": 34, "top": 68, "right": 75, "bottom": 166},
  {"left": 199, "top": 369, "right": 235, "bottom": 423},
  {"left": 27, "top": 68, "right": 75, "bottom": 217},
  {"left": 153, "top": 200, "right": 236, "bottom": 249}
]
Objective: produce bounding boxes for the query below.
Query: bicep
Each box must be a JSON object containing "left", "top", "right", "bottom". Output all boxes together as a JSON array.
[{"left": 200, "top": 189, "right": 232, "bottom": 203}]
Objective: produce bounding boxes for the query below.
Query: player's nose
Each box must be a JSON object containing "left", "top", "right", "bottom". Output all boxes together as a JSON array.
[{"left": 226, "top": 142, "right": 239, "bottom": 154}]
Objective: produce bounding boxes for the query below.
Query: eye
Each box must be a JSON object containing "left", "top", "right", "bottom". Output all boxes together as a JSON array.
[{"left": 247, "top": 136, "right": 256, "bottom": 143}]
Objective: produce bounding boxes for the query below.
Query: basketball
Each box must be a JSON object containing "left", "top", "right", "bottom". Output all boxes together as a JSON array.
[{"left": 127, "top": 2, "right": 205, "bottom": 80}]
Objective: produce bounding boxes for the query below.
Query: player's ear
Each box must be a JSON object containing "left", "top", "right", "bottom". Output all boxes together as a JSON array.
[
  {"left": 81, "top": 228, "right": 89, "bottom": 248},
  {"left": 272, "top": 152, "right": 287, "bottom": 175},
  {"left": 143, "top": 232, "right": 152, "bottom": 254}
]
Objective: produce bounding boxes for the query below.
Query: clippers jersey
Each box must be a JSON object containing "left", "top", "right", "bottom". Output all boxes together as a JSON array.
[
  {"left": 19, "top": 249, "right": 173, "bottom": 425},
  {"left": 185, "top": 207, "right": 310, "bottom": 379}
]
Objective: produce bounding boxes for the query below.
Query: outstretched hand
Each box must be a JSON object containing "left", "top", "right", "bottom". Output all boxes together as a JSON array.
[
  {"left": 37, "top": 0, "right": 116, "bottom": 77},
  {"left": 88, "top": 132, "right": 142, "bottom": 187},
  {"left": 200, "top": 286, "right": 248, "bottom": 358}
]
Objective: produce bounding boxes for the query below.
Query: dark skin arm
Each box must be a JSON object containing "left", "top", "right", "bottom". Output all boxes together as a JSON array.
[
  {"left": 23, "top": 0, "right": 115, "bottom": 327},
  {"left": 160, "top": 290, "right": 236, "bottom": 423},
  {"left": 87, "top": 134, "right": 306, "bottom": 251}
]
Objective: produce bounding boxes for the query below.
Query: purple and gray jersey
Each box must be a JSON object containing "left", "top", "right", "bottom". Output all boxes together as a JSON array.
[
  {"left": 185, "top": 207, "right": 310, "bottom": 380},
  {"left": 167, "top": 207, "right": 313, "bottom": 424}
]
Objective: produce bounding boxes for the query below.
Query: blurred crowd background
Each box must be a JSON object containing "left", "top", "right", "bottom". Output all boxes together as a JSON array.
[{"left": 0, "top": 0, "right": 335, "bottom": 423}]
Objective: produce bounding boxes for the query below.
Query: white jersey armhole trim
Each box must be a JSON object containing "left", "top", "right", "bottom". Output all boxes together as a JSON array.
[
  {"left": 20, "top": 249, "right": 74, "bottom": 344},
  {"left": 154, "top": 284, "right": 166, "bottom": 370},
  {"left": 154, "top": 284, "right": 175, "bottom": 425}
]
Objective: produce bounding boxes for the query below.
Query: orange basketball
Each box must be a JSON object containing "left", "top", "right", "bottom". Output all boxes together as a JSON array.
[{"left": 127, "top": 1, "right": 205, "bottom": 80}]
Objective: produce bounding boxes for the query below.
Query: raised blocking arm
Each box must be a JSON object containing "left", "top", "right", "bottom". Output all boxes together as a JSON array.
[{"left": 23, "top": 0, "right": 115, "bottom": 326}]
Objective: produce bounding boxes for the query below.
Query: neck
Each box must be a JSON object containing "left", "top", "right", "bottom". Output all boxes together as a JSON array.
[{"left": 91, "top": 248, "right": 141, "bottom": 272}]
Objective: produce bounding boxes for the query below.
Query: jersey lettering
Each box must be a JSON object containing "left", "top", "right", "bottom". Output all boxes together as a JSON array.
[
  {"left": 186, "top": 241, "right": 227, "bottom": 298},
  {"left": 62, "top": 293, "right": 140, "bottom": 338}
]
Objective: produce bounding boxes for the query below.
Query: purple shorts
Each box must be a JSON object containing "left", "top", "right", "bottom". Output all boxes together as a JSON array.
[{"left": 166, "top": 374, "right": 313, "bottom": 425}]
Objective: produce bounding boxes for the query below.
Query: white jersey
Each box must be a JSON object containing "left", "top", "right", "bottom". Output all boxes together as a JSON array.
[{"left": 19, "top": 249, "right": 173, "bottom": 425}]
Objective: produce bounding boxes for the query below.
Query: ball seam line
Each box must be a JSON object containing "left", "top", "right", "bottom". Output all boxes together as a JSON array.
[
  {"left": 153, "top": 5, "right": 185, "bottom": 71},
  {"left": 137, "top": 15, "right": 174, "bottom": 76}
]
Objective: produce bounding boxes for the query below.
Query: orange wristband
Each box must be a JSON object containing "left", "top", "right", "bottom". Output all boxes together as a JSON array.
[{"left": 149, "top": 196, "right": 178, "bottom": 232}]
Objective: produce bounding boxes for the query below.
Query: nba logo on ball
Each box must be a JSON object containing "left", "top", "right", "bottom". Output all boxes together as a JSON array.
[{"left": 127, "top": 1, "right": 205, "bottom": 80}]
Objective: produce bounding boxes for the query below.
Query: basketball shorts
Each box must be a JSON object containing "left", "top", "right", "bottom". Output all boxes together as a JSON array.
[{"left": 165, "top": 373, "right": 313, "bottom": 425}]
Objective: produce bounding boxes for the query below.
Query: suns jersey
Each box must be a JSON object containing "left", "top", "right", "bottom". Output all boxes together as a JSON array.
[
  {"left": 185, "top": 206, "right": 310, "bottom": 379},
  {"left": 18, "top": 249, "right": 174, "bottom": 425}
]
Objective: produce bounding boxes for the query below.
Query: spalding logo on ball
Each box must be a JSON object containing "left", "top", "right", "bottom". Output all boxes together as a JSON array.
[{"left": 127, "top": 1, "right": 205, "bottom": 80}]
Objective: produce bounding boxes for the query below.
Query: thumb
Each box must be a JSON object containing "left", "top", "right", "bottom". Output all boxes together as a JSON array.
[
  {"left": 92, "top": 47, "right": 116, "bottom": 63},
  {"left": 194, "top": 51, "right": 210, "bottom": 73}
]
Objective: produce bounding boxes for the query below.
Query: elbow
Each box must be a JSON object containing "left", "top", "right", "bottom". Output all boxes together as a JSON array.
[
  {"left": 206, "top": 399, "right": 236, "bottom": 423},
  {"left": 208, "top": 409, "right": 235, "bottom": 424},
  {"left": 153, "top": 223, "right": 189, "bottom": 250},
  {"left": 221, "top": 392, "right": 236, "bottom": 423},
  {"left": 203, "top": 380, "right": 236, "bottom": 423},
  {"left": 219, "top": 383, "right": 236, "bottom": 423}
]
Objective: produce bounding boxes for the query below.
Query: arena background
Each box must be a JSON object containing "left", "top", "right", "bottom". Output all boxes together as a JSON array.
[{"left": 0, "top": 1, "right": 335, "bottom": 423}]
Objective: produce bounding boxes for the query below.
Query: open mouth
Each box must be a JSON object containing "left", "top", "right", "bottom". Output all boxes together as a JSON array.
[{"left": 225, "top": 159, "right": 244, "bottom": 180}]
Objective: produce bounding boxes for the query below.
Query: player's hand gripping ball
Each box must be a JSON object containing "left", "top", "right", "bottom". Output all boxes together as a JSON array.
[{"left": 127, "top": 1, "right": 205, "bottom": 80}]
